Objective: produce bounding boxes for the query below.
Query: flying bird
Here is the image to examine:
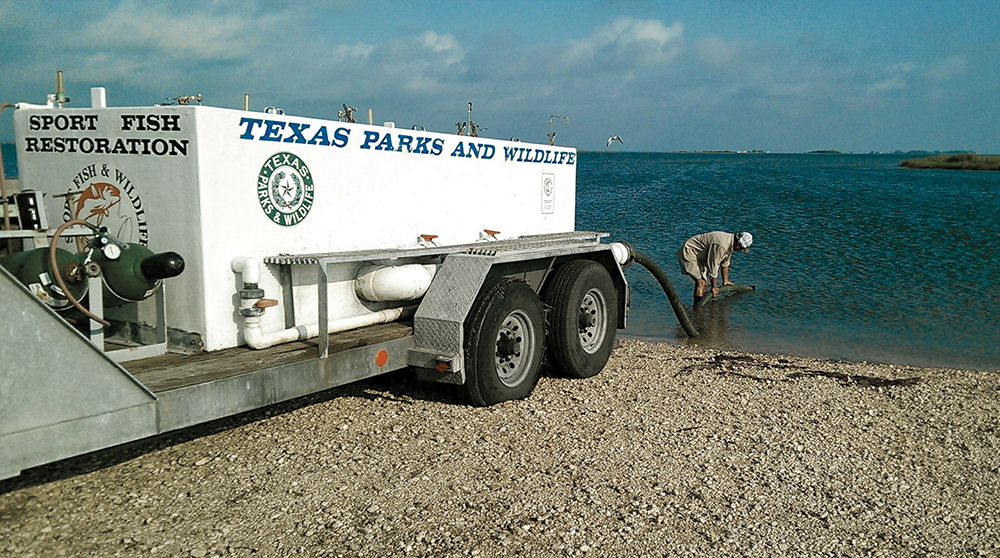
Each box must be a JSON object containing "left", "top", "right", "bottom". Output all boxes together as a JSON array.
[{"left": 607, "top": 136, "right": 623, "bottom": 147}]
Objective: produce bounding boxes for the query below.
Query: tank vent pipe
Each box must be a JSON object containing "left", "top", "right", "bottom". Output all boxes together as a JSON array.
[
  {"left": 54, "top": 70, "right": 69, "bottom": 107},
  {"left": 91, "top": 87, "right": 106, "bottom": 108}
]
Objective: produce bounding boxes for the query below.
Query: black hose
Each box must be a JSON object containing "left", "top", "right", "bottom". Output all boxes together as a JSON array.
[
  {"left": 632, "top": 250, "right": 699, "bottom": 338},
  {"left": 696, "top": 284, "right": 756, "bottom": 307},
  {"left": 50, "top": 219, "right": 110, "bottom": 328}
]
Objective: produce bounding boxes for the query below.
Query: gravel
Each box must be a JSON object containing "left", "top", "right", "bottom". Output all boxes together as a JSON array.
[{"left": 2, "top": 339, "right": 998, "bottom": 557}]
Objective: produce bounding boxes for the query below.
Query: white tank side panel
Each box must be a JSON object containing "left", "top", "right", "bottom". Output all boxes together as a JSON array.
[
  {"left": 15, "top": 105, "right": 578, "bottom": 351},
  {"left": 12, "top": 106, "right": 209, "bottom": 339},
  {"left": 194, "top": 109, "right": 577, "bottom": 350}
]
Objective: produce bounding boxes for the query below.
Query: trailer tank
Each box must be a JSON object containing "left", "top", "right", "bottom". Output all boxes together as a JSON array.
[{"left": 13, "top": 97, "right": 578, "bottom": 351}]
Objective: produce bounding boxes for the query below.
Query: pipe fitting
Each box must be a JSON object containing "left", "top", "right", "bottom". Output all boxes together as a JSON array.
[
  {"left": 240, "top": 305, "right": 266, "bottom": 318},
  {"left": 239, "top": 287, "right": 264, "bottom": 299},
  {"left": 231, "top": 255, "right": 419, "bottom": 350},
  {"left": 610, "top": 241, "right": 635, "bottom": 268},
  {"left": 231, "top": 256, "right": 261, "bottom": 286},
  {"left": 355, "top": 263, "right": 437, "bottom": 302}
]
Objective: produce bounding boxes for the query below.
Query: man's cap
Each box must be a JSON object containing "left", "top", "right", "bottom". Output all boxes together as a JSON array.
[{"left": 737, "top": 231, "right": 753, "bottom": 250}]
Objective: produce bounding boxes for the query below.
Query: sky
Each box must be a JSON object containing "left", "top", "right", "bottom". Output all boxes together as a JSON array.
[{"left": 1, "top": 0, "right": 998, "bottom": 153}]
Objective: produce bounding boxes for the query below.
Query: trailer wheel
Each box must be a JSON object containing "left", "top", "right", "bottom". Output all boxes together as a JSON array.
[
  {"left": 464, "top": 278, "right": 545, "bottom": 406},
  {"left": 544, "top": 260, "right": 618, "bottom": 379}
]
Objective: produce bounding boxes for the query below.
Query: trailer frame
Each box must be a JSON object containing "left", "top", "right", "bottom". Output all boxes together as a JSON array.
[{"left": 1, "top": 231, "right": 628, "bottom": 481}]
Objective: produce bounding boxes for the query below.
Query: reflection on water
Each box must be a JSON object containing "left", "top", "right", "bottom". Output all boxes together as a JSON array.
[
  {"left": 580, "top": 152, "right": 1000, "bottom": 371},
  {"left": 623, "top": 288, "right": 756, "bottom": 349},
  {"left": 687, "top": 290, "right": 757, "bottom": 348}
]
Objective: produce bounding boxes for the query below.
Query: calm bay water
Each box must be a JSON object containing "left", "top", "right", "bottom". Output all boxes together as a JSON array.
[
  {"left": 577, "top": 152, "right": 1000, "bottom": 371},
  {"left": 3, "top": 145, "right": 996, "bottom": 369}
]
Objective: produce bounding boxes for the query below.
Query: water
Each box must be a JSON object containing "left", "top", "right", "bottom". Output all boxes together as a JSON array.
[
  {"left": 1, "top": 143, "right": 15, "bottom": 178},
  {"left": 2, "top": 145, "right": 996, "bottom": 369},
  {"left": 577, "top": 152, "right": 1000, "bottom": 371}
]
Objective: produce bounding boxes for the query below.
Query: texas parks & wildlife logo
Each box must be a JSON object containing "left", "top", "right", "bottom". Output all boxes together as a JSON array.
[{"left": 257, "top": 152, "right": 315, "bottom": 226}]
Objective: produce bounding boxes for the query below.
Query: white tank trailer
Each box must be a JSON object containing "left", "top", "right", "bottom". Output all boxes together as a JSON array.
[{"left": 0, "top": 76, "right": 638, "bottom": 481}]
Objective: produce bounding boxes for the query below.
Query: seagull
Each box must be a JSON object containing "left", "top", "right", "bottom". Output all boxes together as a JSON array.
[{"left": 607, "top": 136, "right": 623, "bottom": 147}]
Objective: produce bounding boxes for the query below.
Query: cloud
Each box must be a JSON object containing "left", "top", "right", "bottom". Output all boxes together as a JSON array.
[
  {"left": 692, "top": 35, "right": 741, "bottom": 68},
  {"left": 867, "top": 62, "right": 916, "bottom": 93},
  {"left": 73, "top": 2, "right": 273, "bottom": 61},
  {"left": 375, "top": 31, "right": 467, "bottom": 93},
  {"left": 3, "top": 3, "right": 995, "bottom": 152},
  {"left": 924, "top": 55, "right": 968, "bottom": 81},
  {"left": 0, "top": 1, "right": 287, "bottom": 97},
  {"left": 564, "top": 17, "right": 685, "bottom": 68}
]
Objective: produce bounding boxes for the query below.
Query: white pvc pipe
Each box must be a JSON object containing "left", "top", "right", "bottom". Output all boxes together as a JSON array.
[
  {"left": 231, "top": 256, "right": 261, "bottom": 285},
  {"left": 355, "top": 263, "right": 437, "bottom": 302},
  {"left": 91, "top": 87, "right": 107, "bottom": 108},
  {"left": 610, "top": 242, "right": 633, "bottom": 266},
  {"left": 232, "top": 256, "right": 421, "bottom": 349},
  {"left": 242, "top": 305, "right": 417, "bottom": 350}
]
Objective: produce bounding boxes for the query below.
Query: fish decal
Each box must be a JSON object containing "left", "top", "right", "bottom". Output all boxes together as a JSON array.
[{"left": 73, "top": 181, "right": 123, "bottom": 226}]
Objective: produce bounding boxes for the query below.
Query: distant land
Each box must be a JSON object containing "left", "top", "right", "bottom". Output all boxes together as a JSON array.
[
  {"left": 4, "top": 140, "right": 995, "bottom": 173},
  {"left": 662, "top": 149, "right": 978, "bottom": 156},
  {"left": 900, "top": 153, "right": 1000, "bottom": 171}
]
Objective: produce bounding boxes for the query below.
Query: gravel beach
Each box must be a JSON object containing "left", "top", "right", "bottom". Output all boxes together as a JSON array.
[{"left": 2, "top": 339, "right": 998, "bottom": 557}]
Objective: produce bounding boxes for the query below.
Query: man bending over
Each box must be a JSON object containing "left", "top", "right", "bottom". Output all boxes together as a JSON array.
[{"left": 676, "top": 231, "right": 753, "bottom": 304}]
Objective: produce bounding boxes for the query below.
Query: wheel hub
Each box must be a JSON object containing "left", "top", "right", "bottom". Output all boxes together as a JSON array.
[
  {"left": 497, "top": 331, "right": 521, "bottom": 358},
  {"left": 577, "top": 289, "right": 607, "bottom": 354},
  {"left": 494, "top": 310, "right": 535, "bottom": 387}
]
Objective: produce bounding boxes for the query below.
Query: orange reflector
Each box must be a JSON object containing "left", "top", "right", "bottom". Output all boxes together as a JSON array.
[
  {"left": 255, "top": 298, "right": 279, "bottom": 308},
  {"left": 484, "top": 229, "right": 500, "bottom": 236},
  {"left": 419, "top": 234, "right": 438, "bottom": 241},
  {"left": 375, "top": 350, "right": 389, "bottom": 367},
  {"left": 435, "top": 361, "right": 450, "bottom": 373}
]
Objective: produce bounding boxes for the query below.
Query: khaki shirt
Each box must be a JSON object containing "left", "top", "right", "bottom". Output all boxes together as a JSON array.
[{"left": 678, "top": 231, "right": 734, "bottom": 279}]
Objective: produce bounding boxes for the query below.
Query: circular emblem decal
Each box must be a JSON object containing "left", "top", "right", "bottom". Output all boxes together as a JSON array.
[
  {"left": 63, "top": 163, "right": 149, "bottom": 247},
  {"left": 543, "top": 175, "right": 554, "bottom": 196},
  {"left": 257, "top": 152, "right": 314, "bottom": 226}
]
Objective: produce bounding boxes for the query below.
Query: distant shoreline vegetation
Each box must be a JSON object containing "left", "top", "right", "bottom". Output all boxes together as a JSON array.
[{"left": 900, "top": 153, "right": 1000, "bottom": 171}]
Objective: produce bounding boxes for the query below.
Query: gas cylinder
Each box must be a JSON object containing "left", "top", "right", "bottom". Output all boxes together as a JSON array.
[
  {"left": 92, "top": 243, "right": 185, "bottom": 305},
  {"left": 0, "top": 247, "right": 92, "bottom": 310}
]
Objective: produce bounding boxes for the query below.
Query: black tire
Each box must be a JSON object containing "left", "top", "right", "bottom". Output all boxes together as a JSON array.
[
  {"left": 463, "top": 278, "right": 546, "bottom": 406},
  {"left": 544, "top": 260, "right": 618, "bottom": 379}
]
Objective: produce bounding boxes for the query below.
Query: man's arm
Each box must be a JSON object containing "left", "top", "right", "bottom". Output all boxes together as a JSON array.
[{"left": 722, "top": 265, "right": 733, "bottom": 287}]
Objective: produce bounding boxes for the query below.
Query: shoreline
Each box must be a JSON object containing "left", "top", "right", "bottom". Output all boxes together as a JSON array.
[
  {"left": 619, "top": 332, "right": 1000, "bottom": 374},
  {"left": 2, "top": 339, "right": 997, "bottom": 556},
  {"left": 900, "top": 153, "right": 1000, "bottom": 171}
]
